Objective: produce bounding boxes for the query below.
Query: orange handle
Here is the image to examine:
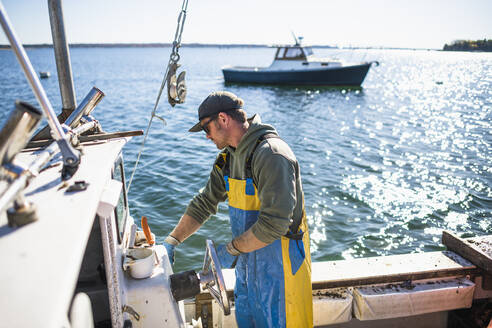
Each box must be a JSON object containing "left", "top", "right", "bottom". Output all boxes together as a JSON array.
[{"left": 141, "top": 216, "right": 155, "bottom": 245}]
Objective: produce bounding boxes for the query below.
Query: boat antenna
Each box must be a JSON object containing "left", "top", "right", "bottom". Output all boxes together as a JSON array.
[
  {"left": 291, "top": 31, "right": 300, "bottom": 45},
  {"left": 127, "top": 0, "right": 189, "bottom": 193}
]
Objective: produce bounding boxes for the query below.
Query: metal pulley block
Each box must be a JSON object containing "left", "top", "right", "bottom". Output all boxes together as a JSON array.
[
  {"left": 167, "top": 62, "right": 187, "bottom": 107},
  {"left": 170, "top": 240, "right": 231, "bottom": 315},
  {"left": 7, "top": 201, "right": 38, "bottom": 227}
]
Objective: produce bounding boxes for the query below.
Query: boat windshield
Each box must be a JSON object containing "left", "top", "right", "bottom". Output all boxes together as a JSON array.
[{"left": 284, "top": 47, "right": 305, "bottom": 59}]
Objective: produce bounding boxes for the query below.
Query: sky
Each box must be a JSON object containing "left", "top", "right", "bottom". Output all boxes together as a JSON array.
[{"left": 0, "top": 0, "right": 491, "bottom": 49}]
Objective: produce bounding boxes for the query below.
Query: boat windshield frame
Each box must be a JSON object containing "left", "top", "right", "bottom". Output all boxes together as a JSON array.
[{"left": 274, "top": 46, "right": 310, "bottom": 60}]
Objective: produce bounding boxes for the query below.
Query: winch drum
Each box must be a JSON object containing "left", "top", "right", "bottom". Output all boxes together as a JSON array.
[{"left": 169, "top": 240, "right": 231, "bottom": 315}]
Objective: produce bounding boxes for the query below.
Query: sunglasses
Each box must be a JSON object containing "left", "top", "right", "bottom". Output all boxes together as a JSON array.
[{"left": 201, "top": 114, "right": 218, "bottom": 134}]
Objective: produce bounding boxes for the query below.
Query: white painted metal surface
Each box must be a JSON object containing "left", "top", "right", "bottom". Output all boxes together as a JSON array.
[
  {"left": 123, "top": 245, "right": 186, "bottom": 327},
  {"left": 97, "top": 178, "right": 123, "bottom": 218},
  {"left": 0, "top": 138, "right": 127, "bottom": 327}
]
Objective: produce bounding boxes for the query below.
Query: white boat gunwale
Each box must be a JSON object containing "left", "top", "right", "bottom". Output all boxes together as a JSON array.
[{"left": 0, "top": 138, "right": 129, "bottom": 327}]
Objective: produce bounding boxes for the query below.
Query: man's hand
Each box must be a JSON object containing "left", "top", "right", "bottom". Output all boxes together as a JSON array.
[
  {"left": 163, "top": 242, "right": 176, "bottom": 265},
  {"left": 216, "top": 242, "right": 240, "bottom": 268},
  {"left": 164, "top": 214, "right": 203, "bottom": 266},
  {"left": 216, "top": 240, "right": 242, "bottom": 268},
  {"left": 164, "top": 235, "right": 181, "bottom": 265}
]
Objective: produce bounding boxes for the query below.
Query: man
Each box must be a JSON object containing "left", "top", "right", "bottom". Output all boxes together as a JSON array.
[{"left": 164, "top": 91, "right": 313, "bottom": 327}]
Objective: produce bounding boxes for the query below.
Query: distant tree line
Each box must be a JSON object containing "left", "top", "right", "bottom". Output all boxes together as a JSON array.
[{"left": 443, "top": 39, "right": 492, "bottom": 52}]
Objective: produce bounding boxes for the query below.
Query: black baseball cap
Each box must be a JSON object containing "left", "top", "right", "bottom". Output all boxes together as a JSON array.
[{"left": 189, "top": 91, "right": 243, "bottom": 132}]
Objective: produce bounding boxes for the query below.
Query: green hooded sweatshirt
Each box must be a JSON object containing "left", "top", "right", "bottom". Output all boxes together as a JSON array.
[{"left": 185, "top": 114, "right": 304, "bottom": 244}]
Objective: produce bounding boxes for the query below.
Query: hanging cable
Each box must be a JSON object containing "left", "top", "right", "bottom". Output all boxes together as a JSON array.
[{"left": 127, "top": 0, "right": 189, "bottom": 193}]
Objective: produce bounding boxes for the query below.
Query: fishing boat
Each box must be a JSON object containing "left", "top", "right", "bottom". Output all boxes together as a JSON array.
[
  {"left": 39, "top": 71, "right": 51, "bottom": 78},
  {"left": 1, "top": 2, "right": 491, "bottom": 328},
  {"left": 222, "top": 36, "right": 379, "bottom": 86}
]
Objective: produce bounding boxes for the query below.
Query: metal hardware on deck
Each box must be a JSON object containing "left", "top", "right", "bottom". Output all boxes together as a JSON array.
[
  {"left": 122, "top": 305, "right": 141, "bottom": 321},
  {"left": 126, "top": 0, "right": 189, "bottom": 193},
  {"left": 32, "top": 87, "right": 105, "bottom": 141},
  {"left": 7, "top": 201, "right": 38, "bottom": 227},
  {"left": 0, "top": 138, "right": 57, "bottom": 213},
  {"left": 0, "top": 116, "right": 104, "bottom": 210},
  {"left": 1, "top": 163, "right": 25, "bottom": 180},
  {"left": 48, "top": 0, "right": 77, "bottom": 112},
  {"left": 166, "top": 0, "right": 187, "bottom": 107},
  {"left": 25, "top": 130, "right": 144, "bottom": 149},
  {"left": 0, "top": 101, "right": 42, "bottom": 166},
  {"left": 170, "top": 270, "right": 201, "bottom": 301},
  {"left": 169, "top": 240, "right": 231, "bottom": 316},
  {"left": 58, "top": 141, "right": 80, "bottom": 180},
  {"left": 0, "top": 101, "right": 42, "bottom": 218},
  {"left": 64, "top": 87, "right": 105, "bottom": 128},
  {"left": 70, "top": 120, "right": 101, "bottom": 145},
  {"left": 167, "top": 63, "right": 186, "bottom": 106},
  {"left": 66, "top": 180, "right": 89, "bottom": 192},
  {"left": 201, "top": 240, "right": 230, "bottom": 315}
]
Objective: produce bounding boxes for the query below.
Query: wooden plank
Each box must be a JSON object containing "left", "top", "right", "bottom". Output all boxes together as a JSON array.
[
  {"left": 442, "top": 230, "right": 492, "bottom": 274},
  {"left": 311, "top": 251, "right": 478, "bottom": 289},
  {"left": 312, "top": 267, "right": 478, "bottom": 289}
]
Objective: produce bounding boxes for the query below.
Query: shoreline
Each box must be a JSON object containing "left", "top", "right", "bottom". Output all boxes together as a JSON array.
[{"left": 0, "top": 43, "right": 440, "bottom": 51}]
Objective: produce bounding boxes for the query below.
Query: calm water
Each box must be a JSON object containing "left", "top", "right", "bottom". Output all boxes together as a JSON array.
[{"left": 0, "top": 46, "right": 491, "bottom": 272}]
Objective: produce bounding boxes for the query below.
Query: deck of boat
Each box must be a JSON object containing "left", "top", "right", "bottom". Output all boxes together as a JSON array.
[{"left": 191, "top": 250, "right": 491, "bottom": 327}]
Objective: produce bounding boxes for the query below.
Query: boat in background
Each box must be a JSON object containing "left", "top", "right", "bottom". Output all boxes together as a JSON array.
[
  {"left": 39, "top": 71, "right": 50, "bottom": 78},
  {"left": 222, "top": 36, "right": 379, "bottom": 86}
]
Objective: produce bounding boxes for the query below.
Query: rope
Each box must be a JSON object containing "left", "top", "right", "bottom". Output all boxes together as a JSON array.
[{"left": 127, "top": 0, "right": 189, "bottom": 193}]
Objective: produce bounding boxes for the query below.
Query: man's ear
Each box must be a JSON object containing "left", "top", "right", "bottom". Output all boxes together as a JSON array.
[{"left": 218, "top": 112, "right": 229, "bottom": 126}]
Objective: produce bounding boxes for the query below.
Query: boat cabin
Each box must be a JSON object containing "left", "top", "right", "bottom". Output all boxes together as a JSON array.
[{"left": 274, "top": 45, "right": 314, "bottom": 61}]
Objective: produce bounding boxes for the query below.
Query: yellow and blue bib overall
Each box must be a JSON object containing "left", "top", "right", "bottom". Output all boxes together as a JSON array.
[{"left": 219, "top": 138, "right": 313, "bottom": 328}]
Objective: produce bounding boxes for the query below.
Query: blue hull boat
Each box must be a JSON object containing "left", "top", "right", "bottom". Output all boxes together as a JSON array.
[
  {"left": 223, "top": 62, "right": 372, "bottom": 86},
  {"left": 222, "top": 39, "right": 378, "bottom": 86}
]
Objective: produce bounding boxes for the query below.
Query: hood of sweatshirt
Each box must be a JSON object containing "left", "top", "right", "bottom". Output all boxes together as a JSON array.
[{"left": 227, "top": 114, "right": 277, "bottom": 156}]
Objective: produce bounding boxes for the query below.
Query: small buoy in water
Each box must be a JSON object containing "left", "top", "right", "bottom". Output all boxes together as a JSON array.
[{"left": 39, "top": 71, "right": 50, "bottom": 78}]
